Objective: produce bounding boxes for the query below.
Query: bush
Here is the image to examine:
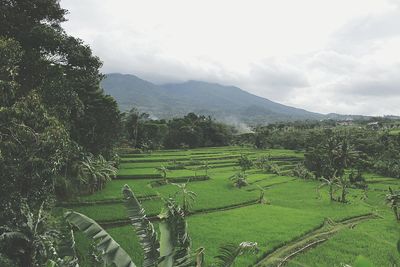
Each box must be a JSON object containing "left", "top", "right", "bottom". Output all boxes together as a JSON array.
[{"left": 291, "top": 164, "right": 315, "bottom": 180}]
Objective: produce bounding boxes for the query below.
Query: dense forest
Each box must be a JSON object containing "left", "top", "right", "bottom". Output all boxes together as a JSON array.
[{"left": 0, "top": 1, "right": 122, "bottom": 265}]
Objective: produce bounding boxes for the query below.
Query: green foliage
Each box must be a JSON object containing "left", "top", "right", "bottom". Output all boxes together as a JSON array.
[
  {"left": 291, "top": 163, "right": 315, "bottom": 180},
  {"left": 0, "top": 203, "right": 60, "bottom": 267},
  {"left": 305, "top": 132, "right": 357, "bottom": 180},
  {"left": 156, "top": 166, "right": 170, "bottom": 182},
  {"left": 230, "top": 172, "right": 249, "bottom": 188},
  {"left": 65, "top": 211, "right": 136, "bottom": 267},
  {"left": 254, "top": 155, "right": 281, "bottom": 175},
  {"left": 122, "top": 185, "right": 160, "bottom": 267},
  {"left": 238, "top": 154, "right": 253, "bottom": 173},
  {"left": 124, "top": 112, "right": 235, "bottom": 149},
  {"left": 386, "top": 187, "right": 400, "bottom": 221},
  {"left": 172, "top": 183, "right": 197, "bottom": 214},
  {"left": 213, "top": 242, "right": 259, "bottom": 267},
  {"left": 78, "top": 154, "right": 117, "bottom": 193},
  {"left": 0, "top": 92, "right": 72, "bottom": 213}
]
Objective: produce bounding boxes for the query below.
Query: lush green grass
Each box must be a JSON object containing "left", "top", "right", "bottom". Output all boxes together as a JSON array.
[
  {"left": 69, "top": 146, "right": 399, "bottom": 266},
  {"left": 287, "top": 211, "right": 400, "bottom": 267}
]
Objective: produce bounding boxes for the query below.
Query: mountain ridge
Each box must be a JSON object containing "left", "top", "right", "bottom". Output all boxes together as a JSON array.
[{"left": 101, "top": 73, "right": 364, "bottom": 124}]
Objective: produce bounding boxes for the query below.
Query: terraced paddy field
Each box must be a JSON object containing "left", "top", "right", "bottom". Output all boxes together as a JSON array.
[{"left": 62, "top": 146, "right": 400, "bottom": 266}]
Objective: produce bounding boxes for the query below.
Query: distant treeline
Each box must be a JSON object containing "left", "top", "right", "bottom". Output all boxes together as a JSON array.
[
  {"left": 236, "top": 120, "right": 400, "bottom": 178},
  {"left": 122, "top": 109, "right": 236, "bottom": 149}
]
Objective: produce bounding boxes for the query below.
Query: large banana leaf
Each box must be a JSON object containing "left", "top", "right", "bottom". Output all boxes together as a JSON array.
[
  {"left": 214, "top": 242, "right": 258, "bottom": 267},
  {"left": 122, "top": 184, "right": 160, "bottom": 267},
  {"left": 159, "top": 198, "right": 193, "bottom": 267},
  {"left": 65, "top": 211, "right": 136, "bottom": 267}
]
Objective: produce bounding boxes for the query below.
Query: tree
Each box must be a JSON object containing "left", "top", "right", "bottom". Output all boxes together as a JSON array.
[
  {"left": 0, "top": 92, "right": 72, "bottom": 217},
  {"left": 255, "top": 155, "right": 281, "bottom": 175},
  {"left": 306, "top": 132, "right": 357, "bottom": 202},
  {"left": 386, "top": 187, "right": 400, "bottom": 221},
  {"left": 336, "top": 175, "right": 350, "bottom": 203},
  {"left": 238, "top": 154, "right": 253, "bottom": 174},
  {"left": 305, "top": 133, "right": 357, "bottom": 180},
  {"left": 0, "top": 0, "right": 121, "bottom": 158},
  {"left": 317, "top": 176, "right": 339, "bottom": 202},
  {"left": 78, "top": 154, "right": 117, "bottom": 193}
]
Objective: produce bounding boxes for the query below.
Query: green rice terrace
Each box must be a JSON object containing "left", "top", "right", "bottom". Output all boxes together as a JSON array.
[{"left": 60, "top": 147, "right": 400, "bottom": 266}]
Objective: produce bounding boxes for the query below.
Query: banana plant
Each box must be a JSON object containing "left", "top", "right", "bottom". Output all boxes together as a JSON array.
[
  {"left": 229, "top": 172, "right": 248, "bottom": 188},
  {"left": 155, "top": 166, "right": 170, "bottom": 183},
  {"left": 0, "top": 203, "right": 60, "bottom": 267},
  {"left": 213, "top": 242, "right": 259, "bottom": 267},
  {"left": 64, "top": 211, "right": 136, "bottom": 267},
  {"left": 66, "top": 185, "right": 257, "bottom": 266},
  {"left": 172, "top": 182, "right": 197, "bottom": 215}
]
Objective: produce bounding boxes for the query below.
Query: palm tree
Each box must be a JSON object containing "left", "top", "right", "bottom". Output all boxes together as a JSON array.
[
  {"left": 172, "top": 182, "right": 197, "bottom": 215},
  {"left": 79, "top": 154, "right": 117, "bottom": 193},
  {"left": 386, "top": 187, "right": 400, "bottom": 221}
]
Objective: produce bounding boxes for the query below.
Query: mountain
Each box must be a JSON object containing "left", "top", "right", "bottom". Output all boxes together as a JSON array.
[{"left": 101, "top": 73, "right": 325, "bottom": 124}]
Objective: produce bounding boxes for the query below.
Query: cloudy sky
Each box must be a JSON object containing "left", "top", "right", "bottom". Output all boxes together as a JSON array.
[{"left": 61, "top": 0, "right": 400, "bottom": 115}]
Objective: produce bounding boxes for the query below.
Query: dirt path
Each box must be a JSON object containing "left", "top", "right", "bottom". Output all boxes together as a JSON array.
[{"left": 254, "top": 213, "right": 380, "bottom": 267}]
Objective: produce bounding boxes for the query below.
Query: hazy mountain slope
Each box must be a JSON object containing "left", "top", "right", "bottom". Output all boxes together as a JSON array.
[{"left": 102, "top": 73, "right": 324, "bottom": 123}]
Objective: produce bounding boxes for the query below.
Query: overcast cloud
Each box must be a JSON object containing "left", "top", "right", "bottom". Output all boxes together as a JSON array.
[{"left": 61, "top": 0, "right": 400, "bottom": 115}]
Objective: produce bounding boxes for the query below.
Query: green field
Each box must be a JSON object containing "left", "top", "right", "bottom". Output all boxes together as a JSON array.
[{"left": 64, "top": 146, "right": 400, "bottom": 266}]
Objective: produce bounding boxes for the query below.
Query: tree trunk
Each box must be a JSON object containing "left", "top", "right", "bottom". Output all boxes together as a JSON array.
[
  {"left": 329, "top": 183, "right": 334, "bottom": 201},
  {"left": 393, "top": 206, "right": 399, "bottom": 221},
  {"left": 341, "top": 185, "right": 346, "bottom": 203}
]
